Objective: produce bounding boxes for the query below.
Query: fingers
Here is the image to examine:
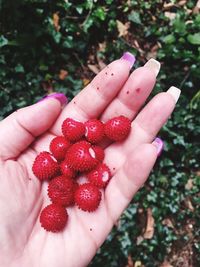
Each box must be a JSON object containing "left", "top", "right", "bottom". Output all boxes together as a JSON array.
[
  {"left": 105, "top": 143, "right": 158, "bottom": 222},
  {"left": 102, "top": 87, "right": 181, "bottom": 178},
  {"left": 101, "top": 59, "right": 160, "bottom": 121},
  {"left": 133, "top": 86, "right": 181, "bottom": 141},
  {"left": 0, "top": 94, "right": 66, "bottom": 161},
  {"left": 51, "top": 54, "right": 135, "bottom": 135}
]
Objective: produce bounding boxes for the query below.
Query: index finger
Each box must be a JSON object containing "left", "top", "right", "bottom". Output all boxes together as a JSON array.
[{"left": 50, "top": 53, "right": 135, "bottom": 135}]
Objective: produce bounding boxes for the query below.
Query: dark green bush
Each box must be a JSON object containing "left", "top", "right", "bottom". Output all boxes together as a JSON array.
[{"left": 0, "top": 0, "right": 199, "bottom": 266}]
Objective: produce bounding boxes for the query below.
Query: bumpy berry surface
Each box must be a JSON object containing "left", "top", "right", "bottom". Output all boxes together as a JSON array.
[
  {"left": 60, "top": 160, "right": 76, "bottom": 179},
  {"left": 32, "top": 151, "right": 59, "bottom": 180},
  {"left": 87, "top": 163, "right": 111, "bottom": 188},
  {"left": 85, "top": 119, "right": 104, "bottom": 144},
  {"left": 48, "top": 176, "right": 76, "bottom": 206},
  {"left": 40, "top": 204, "right": 68, "bottom": 232},
  {"left": 104, "top": 115, "right": 131, "bottom": 141},
  {"left": 75, "top": 184, "right": 101, "bottom": 212},
  {"left": 65, "top": 141, "right": 98, "bottom": 172},
  {"left": 62, "top": 118, "right": 85, "bottom": 142},
  {"left": 49, "top": 136, "right": 71, "bottom": 161},
  {"left": 92, "top": 145, "right": 105, "bottom": 162}
]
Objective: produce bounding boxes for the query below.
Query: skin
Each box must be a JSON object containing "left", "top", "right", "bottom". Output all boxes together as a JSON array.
[{"left": 0, "top": 59, "right": 177, "bottom": 267}]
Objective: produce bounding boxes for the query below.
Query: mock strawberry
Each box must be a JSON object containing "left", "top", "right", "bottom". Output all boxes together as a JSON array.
[
  {"left": 75, "top": 183, "right": 101, "bottom": 212},
  {"left": 32, "top": 152, "right": 59, "bottom": 180},
  {"left": 87, "top": 163, "right": 111, "bottom": 188},
  {"left": 85, "top": 119, "right": 104, "bottom": 144},
  {"left": 104, "top": 115, "right": 131, "bottom": 141},
  {"left": 62, "top": 118, "right": 85, "bottom": 142},
  {"left": 65, "top": 141, "right": 98, "bottom": 172},
  {"left": 49, "top": 136, "right": 71, "bottom": 161},
  {"left": 40, "top": 204, "right": 68, "bottom": 232},
  {"left": 60, "top": 160, "right": 76, "bottom": 179},
  {"left": 48, "top": 176, "right": 76, "bottom": 206},
  {"left": 92, "top": 145, "right": 105, "bottom": 162}
]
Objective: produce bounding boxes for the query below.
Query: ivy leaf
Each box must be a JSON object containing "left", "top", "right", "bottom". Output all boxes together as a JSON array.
[
  {"left": 128, "top": 11, "right": 141, "bottom": 24},
  {"left": 0, "top": 36, "right": 8, "bottom": 47},
  {"left": 162, "top": 34, "right": 175, "bottom": 44},
  {"left": 187, "top": 33, "right": 200, "bottom": 45},
  {"left": 15, "top": 64, "right": 24, "bottom": 73}
]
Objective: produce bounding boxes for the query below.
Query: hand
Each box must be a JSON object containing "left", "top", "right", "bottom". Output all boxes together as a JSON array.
[{"left": 0, "top": 54, "right": 180, "bottom": 267}]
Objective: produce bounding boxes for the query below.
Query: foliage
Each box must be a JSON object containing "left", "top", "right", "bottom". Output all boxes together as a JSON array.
[{"left": 0, "top": 0, "right": 200, "bottom": 266}]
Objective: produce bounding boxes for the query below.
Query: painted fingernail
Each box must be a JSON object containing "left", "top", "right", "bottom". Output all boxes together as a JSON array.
[
  {"left": 144, "top": 58, "right": 161, "bottom": 77},
  {"left": 167, "top": 86, "right": 181, "bottom": 104},
  {"left": 38, "top": 93, "right": 68, "bottom": 106},
  {"left": 121, "top": 52, "right": 136, "bottom": 69},
  {"left": 152, "top": 137, "right": 164, "bottom": 156}
]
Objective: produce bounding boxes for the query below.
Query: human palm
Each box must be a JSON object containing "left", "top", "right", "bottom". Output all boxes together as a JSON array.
[{"left": 0, "top": 58, "right": 179, "bottom": 267}]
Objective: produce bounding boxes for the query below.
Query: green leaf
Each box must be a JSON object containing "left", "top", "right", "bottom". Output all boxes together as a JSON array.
[
  {"left": 162, "top": 34, "right": 176, "bottom": 44},
  {"left": 15, "top": 64, "right": 24, "bottom": 73},
  {"left": 173, "top": 18, "right": 186, "bottom": 35},
  {"left": 76, "top": 6, "right": 83, "bottom": 14},
  {"left": 94, "top": 7, "right": 106, "bottom": 21},
  {"left": 39, "top": 64, "right": 48, "bottom": 71},
  {"left": 187, "top": 33, "right": 200, "bottom": 45},
  {"left": 128, "top": 11, "right": 141, "bottom": 24},
  {"left": 0, "top": 36, "right": 8, "bottom": 47}
]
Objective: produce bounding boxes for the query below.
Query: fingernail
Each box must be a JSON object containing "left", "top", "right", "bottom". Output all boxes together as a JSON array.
[
  {"left": 121, "top": 52, "right": 136, "bottom": 69},
  {"left": 37, "top": 93, "right": 68, "bottom": 106},
  {"left": 167, "top": 86, "right": 181, "bottom": 104},
  {"left": 152, "top": 137, "right": 164, "bottom": 156},
  {"left": 144, "top": 58, "right": 161, "bottom": 77}
]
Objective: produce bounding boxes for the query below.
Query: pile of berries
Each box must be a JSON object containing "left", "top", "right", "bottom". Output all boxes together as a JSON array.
[{"left": 32, "top": 116, "right": 131, "bottom": 232}]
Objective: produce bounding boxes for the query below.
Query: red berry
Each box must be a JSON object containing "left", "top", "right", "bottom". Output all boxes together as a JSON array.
[
  {"left": 75, "top": 184, "right": 101, "bottom": 212},
  {"left": 40, "top": 204, "right": 68, "bottom": 232},
  {"left": 104, "top": 115, "right": 131, "bottom": 141},
  {"left": 65, "top": 141, "right": 98, "bottom": 172},
  {"left": 85, "top": 119, "right": 104, "bottom": 144},
  {"left": 60, "top": 160, "right": 76, "bottom": 179},
  {"left": 32, "top": 152, "right": 59, "bottom": 180},
  {"left": 92, "top": 145, "right": 105, "bottom": 162},
  {"left": 87, "top": 163, "right": 111, "bottom": 188},
  {"left": 49, "top": 136, "right": 71, "bottom": 161},
  {"left": 48, "top": 176, "right": 76, "bottom": 206},
  {"left": 62, "top": 118, "right": 85, "bottom": 142}
]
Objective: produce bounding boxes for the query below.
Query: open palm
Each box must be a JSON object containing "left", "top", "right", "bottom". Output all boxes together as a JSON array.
[{"left": 0, "top": 58, "right": 179, "bottom": 267}]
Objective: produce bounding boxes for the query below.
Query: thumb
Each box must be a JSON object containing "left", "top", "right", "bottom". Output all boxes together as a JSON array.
[{"left": 0, "top": 93, "right": 67, "bottom": 161}]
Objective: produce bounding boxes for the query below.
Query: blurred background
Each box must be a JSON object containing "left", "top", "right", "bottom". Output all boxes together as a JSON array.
[{"left": 0, "top": 0, "right": 200, "bottom": 266}]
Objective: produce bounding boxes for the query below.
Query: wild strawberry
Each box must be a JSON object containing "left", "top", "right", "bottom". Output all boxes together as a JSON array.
[
  {"left": 48, "top": 176, "right": 76, "bottom": 206},
  {"left": 92, "top": 145, "right": 105, "bottom": 162},
  {"left": 40, "top": 204, "right": 68, "bottom": 232},
  {"left": 104, "top": 115, "right": 131, "bottom": 141},
  {"left": 65, "top": 141, "right": 98, "bottom": 172},
  {"left": 32, "top": 152, "right": 59, "bottom": 180},
  {"left": 87, "top": 163, "right": 111, "bottom": 188},
  {"left": 49, "top": 136, "right": 71, "bottom": 161},
  {"left": 60, "top": 160, "right": 76, "bottom": 179},
  {"left": 85, "top": 119, "right": 104, "bottom": 144},
  {"left": 62, "top": 118, "right": 85, "bottom": 142},
  {"left": 75, "top": 183, "right": 101, "bottom": 212}
]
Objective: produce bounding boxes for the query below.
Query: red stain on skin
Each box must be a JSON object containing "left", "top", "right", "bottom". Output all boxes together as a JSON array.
[
  {"left": 136, "top": 88, "right": 141, "bottom": 93},
  {"left": 126, "top": 91, "right": 130, "bottom": 94}
]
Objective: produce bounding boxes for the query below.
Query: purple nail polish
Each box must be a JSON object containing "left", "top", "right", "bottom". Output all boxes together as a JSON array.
[
  {"left": 38, "top": 93, "right": 68, "bottom": 106},
  {"left": 121, "top": 52, "right": 136, "bottom": 68},
  {"left": 152, "top": 137, "right": 164, "bottom": 156}
]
